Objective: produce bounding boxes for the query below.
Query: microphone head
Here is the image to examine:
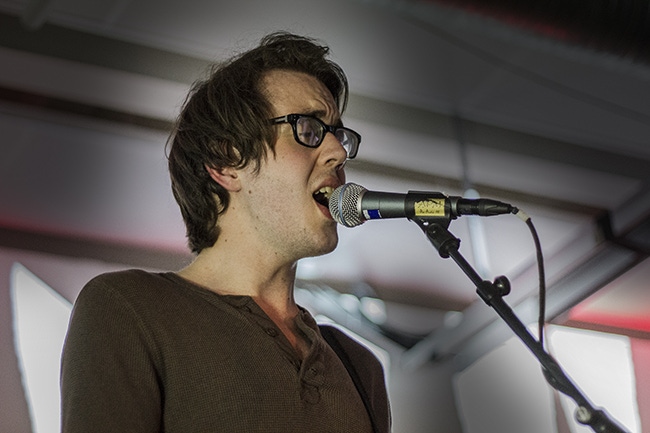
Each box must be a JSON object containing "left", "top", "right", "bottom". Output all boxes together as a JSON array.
[{"left": 329, "top": 183, "right": 367, "bottom": 227}]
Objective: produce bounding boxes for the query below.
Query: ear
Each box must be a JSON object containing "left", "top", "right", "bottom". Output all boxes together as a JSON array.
[{"left": 205, "top": 165, "right": 242, "bottom": 192}]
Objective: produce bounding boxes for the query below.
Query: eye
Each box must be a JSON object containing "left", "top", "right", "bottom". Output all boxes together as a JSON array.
[
  {"left": 296, "top": 118, "right": 322, "bottom": 146},
  {"left": 298, "top": 130, "right": 316, "bottom": 140}
]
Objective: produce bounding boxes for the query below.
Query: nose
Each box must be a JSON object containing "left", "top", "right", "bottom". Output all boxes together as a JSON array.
[{"left": 320, "top": 131, "right": 348, "bottom": 169}]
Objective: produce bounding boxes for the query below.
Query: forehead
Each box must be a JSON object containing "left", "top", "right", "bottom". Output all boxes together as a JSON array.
[{"left": 262, "top": 70, "right": 338, "bottom": 119}]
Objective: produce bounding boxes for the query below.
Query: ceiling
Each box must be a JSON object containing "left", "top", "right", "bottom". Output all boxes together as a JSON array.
[{"left": 0, "top": 0, "right": 648, "bottom": 366}]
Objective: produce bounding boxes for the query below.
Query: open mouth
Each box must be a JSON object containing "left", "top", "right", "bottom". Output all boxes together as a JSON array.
[{"left": 313, "top": 186, "right": 334, "bottom": 208}]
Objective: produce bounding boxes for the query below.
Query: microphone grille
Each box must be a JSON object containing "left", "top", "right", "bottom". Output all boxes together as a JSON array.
[{"left": 329, "top": 183, "right": 366, "bottom": 227}]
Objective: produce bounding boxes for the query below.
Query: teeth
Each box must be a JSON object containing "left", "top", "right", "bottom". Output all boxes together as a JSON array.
[
  {"left": 313, "top": 186, "right": 335, "bottom": 207},
  {"left": 317, "top": 186, "right": 334, "bottom": 199}
]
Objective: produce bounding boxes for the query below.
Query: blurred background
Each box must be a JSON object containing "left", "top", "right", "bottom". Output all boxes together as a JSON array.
[{"left": 0, "top": 0, "right": 649, "bottom": 432}]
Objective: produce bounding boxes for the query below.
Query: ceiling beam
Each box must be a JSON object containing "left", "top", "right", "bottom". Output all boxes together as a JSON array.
[
  {"left": 1, "top": 10, "right": 647, "bottom": 183},
  {"left": 0, "top": 226, "right": 192, "bottom": 271},
  {"left": 0, "top": 12, "right": 207, "bottom": 83}
]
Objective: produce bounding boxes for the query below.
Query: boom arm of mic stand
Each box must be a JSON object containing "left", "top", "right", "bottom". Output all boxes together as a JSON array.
[{"left": 419, "top": 221, "right": 629, "bottom": 433}]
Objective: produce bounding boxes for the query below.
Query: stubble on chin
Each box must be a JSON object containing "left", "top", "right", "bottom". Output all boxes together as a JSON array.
[{"left": 311, "top": 226, "right": 339, "bottom": 258}]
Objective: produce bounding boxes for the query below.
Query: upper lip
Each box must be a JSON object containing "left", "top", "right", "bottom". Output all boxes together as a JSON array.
[
  {"left": 312, "top": 178, "right": 342, "bottom": 206},
  {"left": 313, "top": 178, "right": 341, "bottom": 194}
]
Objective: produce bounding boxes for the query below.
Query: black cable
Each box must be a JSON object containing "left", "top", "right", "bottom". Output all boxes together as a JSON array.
[{"left": 516, "top": 209, "right": 547, "bottom": 348}]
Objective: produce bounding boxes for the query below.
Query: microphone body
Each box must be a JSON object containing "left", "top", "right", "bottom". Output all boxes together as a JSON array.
[{"left": 329, "top": 183, "right": 516, "bottom": 228}]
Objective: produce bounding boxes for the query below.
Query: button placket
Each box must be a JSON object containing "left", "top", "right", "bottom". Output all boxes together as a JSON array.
[
  {"left": 242, "top": 304, "right": 299, "bottom": 362},
  {"left": 299, "top": 350, "right": 325, "bottom": 404}
]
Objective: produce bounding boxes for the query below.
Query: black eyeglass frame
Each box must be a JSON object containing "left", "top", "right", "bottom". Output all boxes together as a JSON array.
[{"left": 270, "top": 113, "right": 361, "bottom": 159}]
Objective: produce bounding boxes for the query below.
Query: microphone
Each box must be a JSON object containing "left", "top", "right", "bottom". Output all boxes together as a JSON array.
[{"left": 329, "top": 183, "right": 517, "bottom": 228}]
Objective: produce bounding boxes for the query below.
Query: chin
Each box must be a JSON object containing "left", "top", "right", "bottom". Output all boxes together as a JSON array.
[{"left": 308, "top": 233, "right": 339, "bottom": 258}]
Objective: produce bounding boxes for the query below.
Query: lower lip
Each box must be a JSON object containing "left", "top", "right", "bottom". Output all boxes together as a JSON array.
[{"left": 316, "top": 200, "right": 333, "bottom": 219}]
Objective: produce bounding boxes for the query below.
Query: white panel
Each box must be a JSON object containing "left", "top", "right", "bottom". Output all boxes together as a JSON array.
[
  {"left": 11, "top": 262, "right": 72, "bottom": 433},
  {"left": 454, "top": 334, "right": 557, "bottom": 433},
  {"left": 548, "top": 326, "right": 640, "bottom": 433}
]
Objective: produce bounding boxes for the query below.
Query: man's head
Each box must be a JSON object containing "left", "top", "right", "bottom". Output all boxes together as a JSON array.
[{"left": 167, "top": 32, "right": 350, "bottom": 254}]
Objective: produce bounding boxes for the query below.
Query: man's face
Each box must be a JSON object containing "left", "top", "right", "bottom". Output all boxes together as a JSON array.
[{"left": 233, "top": 70, "right": 348, "bottom": 263}]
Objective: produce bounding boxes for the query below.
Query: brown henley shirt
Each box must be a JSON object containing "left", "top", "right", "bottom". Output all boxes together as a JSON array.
[{"left": 61, "top": 269, "right": 390, "bottom": 432}]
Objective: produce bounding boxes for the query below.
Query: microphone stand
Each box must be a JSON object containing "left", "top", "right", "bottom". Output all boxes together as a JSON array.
[{"left": 416, "top": 219, "right": 629, "bottom": 433}]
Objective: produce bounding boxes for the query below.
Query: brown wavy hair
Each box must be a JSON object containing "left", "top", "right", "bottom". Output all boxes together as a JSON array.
[{"left": 167, "top": 32, "right": 349, "bottom": 253}]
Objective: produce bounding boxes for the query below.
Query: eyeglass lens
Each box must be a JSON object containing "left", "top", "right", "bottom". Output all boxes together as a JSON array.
[
  {"left": 296, "top": 116, "right": 322, "bottom": 147},
  {"left": 295, "top": 116, "right": 357, "bottom": 158}
]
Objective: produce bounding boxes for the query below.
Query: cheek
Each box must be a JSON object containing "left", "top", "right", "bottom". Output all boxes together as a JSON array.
[
  {"left": 251, "top": 167, "right": 302, "bottom": 210},
  {"left": 274, "top": 151, "right": 314, "bottom": 186},
  {"left": 250, "top": 145, "right": 315, "bottom": 204}
]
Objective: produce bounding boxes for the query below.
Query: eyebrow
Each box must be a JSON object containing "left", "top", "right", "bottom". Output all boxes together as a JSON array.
[
  {"left": 301, "top": 110, "right": 343, "bottom": 127},
  {"left": 302, "top": 109, "right": 327, "bottom": 119}
]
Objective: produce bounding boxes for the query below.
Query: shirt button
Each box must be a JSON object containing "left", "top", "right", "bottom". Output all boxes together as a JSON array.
[
  {"left": 300, "top": 385, "right": 321, "bottom": 404},
  {"left": 265, "top": 328, "right": 278, "bottom": 337},
  {"left": 302, "top": 362, "right": 325, "bottom": 387}
]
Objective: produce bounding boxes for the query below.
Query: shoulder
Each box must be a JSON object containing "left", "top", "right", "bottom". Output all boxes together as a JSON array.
[
  {"left": 73, "top": 269, "right": 188, "bottom": 319},
  {"left": 319, "top": 324, "right": 392, "bottom": 432},
  {"left": 80, "top": 269, "right": 177, "bottom": 299},
  {"left": 83, "top": 269, "right": 168, "bottom": 290},
  {"left": 74, "top": 269, "right": 236, "bottom": 326},
  {"left": 319, "top": 324, "right": 384, "bottom": 372},
  {"left": 68, "top": 270, "right": 199, "bottom": 353}
]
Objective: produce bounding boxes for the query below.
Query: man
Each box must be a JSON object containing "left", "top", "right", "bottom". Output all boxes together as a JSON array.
[{"left": 61, "top": 32, "right": 390, "bottom": 432}]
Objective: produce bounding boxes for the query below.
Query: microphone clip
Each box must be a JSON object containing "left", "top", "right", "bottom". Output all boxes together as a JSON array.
[{"left": 405, "top": 191, "right": 454, "bottom": 230}]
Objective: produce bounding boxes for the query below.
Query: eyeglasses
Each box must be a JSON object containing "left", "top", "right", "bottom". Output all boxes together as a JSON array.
[{"left": 270, "top": 114, "right": 360, "bottom": 159}]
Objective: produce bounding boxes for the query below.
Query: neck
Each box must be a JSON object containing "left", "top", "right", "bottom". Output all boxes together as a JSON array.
[
  {"left": 178, "top": 234, "right": 300, "bottom": 317},
  {"left": 178, "top": 228, "right": 313, "bottom": 357}
]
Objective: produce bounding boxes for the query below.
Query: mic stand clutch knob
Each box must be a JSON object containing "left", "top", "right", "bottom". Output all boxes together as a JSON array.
[{"left": 423, "top": 222, "right": 510, "bottom": 305}]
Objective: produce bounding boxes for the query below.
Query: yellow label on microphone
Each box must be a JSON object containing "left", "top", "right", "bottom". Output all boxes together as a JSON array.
[{"left": 414, "top": 198, "right": 446, "bottom": 217}]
